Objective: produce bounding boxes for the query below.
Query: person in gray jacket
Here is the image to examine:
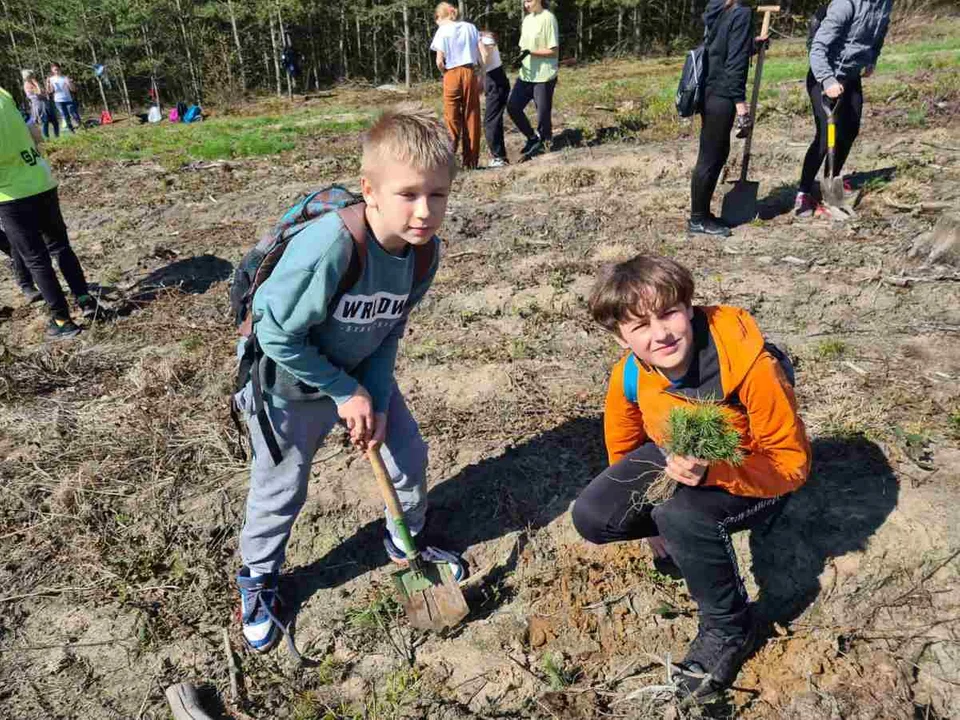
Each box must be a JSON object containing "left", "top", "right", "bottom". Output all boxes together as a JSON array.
[{"left": 795, "top": 0, "right": 893, "bottom": 217}]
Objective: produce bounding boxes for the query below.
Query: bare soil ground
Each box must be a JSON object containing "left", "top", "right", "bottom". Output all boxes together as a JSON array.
[{"left": 1, "top": 27, "right": 959, "bottom": 720}]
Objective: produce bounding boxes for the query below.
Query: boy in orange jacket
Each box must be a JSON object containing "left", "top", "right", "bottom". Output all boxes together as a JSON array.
[{"left": 572, "top": 254, "right": 810, "bottom": 704}]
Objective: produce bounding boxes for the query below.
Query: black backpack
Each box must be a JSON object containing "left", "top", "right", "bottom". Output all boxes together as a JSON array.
[
  {"left": 676, "top": 13, "right": 726, "bottom": 118},
  {"left": 229, "top": 185, "right": 436, "bottom": 465}
]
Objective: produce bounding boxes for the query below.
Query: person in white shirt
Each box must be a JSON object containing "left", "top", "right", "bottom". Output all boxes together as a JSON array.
[
  {"left": 45, "top": 63, "right": 81, "bottom": 133},
  {"left": 478, "top": 31, "right": 510, "bottom": 167},
  {"left": 430, "top": 2, "right": 481, "bottom": 169}
]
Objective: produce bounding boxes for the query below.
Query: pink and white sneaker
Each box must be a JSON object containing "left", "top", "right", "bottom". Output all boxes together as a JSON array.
[{"left": 794, "top": 192, "right": 818, "bottom": 218}]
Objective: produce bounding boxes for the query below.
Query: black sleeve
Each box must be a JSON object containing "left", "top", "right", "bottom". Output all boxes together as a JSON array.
[{"left": 721, "top": 8, "right": 753, "bottom": 103}]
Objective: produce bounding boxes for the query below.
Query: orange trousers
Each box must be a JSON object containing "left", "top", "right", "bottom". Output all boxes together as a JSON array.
[{"left": 442, "top": 65, "right": 481, "bottom": 170}]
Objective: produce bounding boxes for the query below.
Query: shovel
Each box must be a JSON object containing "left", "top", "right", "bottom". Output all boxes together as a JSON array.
[
  {"left": 820, "top": 93, "right": 856, "bottom": 219},
  {"left": 367, "top": 445, "right": 469, "bottom": 631},
  {"left": 721, "top": 5, "right": 779, "bottom": 227}
]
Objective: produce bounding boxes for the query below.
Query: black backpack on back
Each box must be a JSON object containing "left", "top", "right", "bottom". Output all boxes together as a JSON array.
[{"left": 676, "top": 12, "right": 726, "bottom": 118}]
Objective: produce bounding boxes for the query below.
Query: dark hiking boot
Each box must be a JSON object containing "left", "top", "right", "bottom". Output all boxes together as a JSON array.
[
  {"left": 520, "top": 136, "right": 544, "bottom": 160},
  {"left": 687, "top": 217, "right": 732, "bottom": 237},
  {"left": 46, "top": 318, "right": 81, "bottom": 340},
  {"left": 674, "top": 616, "right": 760, "bottom": 706}
]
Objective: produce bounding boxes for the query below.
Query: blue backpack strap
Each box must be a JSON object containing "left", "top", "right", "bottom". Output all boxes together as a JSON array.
[{"left": 622, "top": 354, "right": 640, "bottom": 405}]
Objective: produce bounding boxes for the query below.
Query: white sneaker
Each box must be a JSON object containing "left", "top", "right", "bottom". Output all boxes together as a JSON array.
[{"left": 488, "top": 157, "right": 508, "bottom": 168}]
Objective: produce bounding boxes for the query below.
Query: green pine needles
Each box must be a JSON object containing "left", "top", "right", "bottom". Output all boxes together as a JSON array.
[
  {"left": 642, "top": 404, "right": 744, "bottom": 505},
  {"left": 663, "top": 404, "right": 744, "bottom": 465}
]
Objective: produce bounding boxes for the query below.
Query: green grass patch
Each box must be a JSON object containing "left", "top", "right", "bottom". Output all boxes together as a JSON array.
[
  {"left": 541, "top": 653, "right": 578, "bottom": 690},
  {"left": 949, "top": 409, "right": 960, "bottom": 440},
  {"left": 46, "top": 108, "right": 374, "bottom": 167},
  {"left": 815, "top": 339, "right": 848, "bottom": 361},
  {"left": 345, "top": 590, "right": 401, "bottom": 633}
]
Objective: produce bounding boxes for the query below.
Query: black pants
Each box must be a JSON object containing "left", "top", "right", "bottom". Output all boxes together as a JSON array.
[
  {"left": 0, "top": 188, "right": 89, "bottom": 320},
  {"left": 507, "top": 76, "right": 557, "bottom": 142},
  {"left": 484, "top": 66, "right": 511, "bottom": 160},
  {"left": 799, "top": 70, "right": 863, "bottom": 194},
  {"left": 690, "top": 92, "right": 737, "bottom": 221},
  {"left": 0, "top": 227, "right": 35, "bottom": 290},
  {"left": 572, "top": 442, "right": 786, "bottom": 633}
]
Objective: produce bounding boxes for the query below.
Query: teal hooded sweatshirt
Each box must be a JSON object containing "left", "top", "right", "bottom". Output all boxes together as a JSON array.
[{"left": 251, "top": 211, "right": 438, "bottom": 411}]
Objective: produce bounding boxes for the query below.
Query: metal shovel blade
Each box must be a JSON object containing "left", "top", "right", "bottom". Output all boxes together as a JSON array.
[
  {"left": 720, "top": 179, "right": 760, "bottom": 227},
  {"left": 821, "top": 175, "right": 846, "bottom": 209},
  {"left": 391, "top": 559, "right": 469, "bottom": 631}
]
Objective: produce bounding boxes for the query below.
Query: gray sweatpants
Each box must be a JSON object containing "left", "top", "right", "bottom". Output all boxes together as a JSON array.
[{"left": 235, "top": 381, "right": 428, "bottom": 576}]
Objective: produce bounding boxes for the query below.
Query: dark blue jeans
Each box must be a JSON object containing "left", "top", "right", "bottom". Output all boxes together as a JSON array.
[
  {"left": 56, "top": 101, "right": 80, "bottom": 132},
  {"left": 42, "top": 101, "right": 60, "bottom": 138},
  {"left": 484, "top": 66, "right": 511, "bottom": 160},
  {"left": 507, "top": 76, "right": 557, "bottom": 142}
]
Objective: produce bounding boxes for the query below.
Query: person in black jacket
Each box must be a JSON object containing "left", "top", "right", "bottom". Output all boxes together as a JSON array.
[{"left": 688, "top": 0, "right": 760, "bottom": 237}]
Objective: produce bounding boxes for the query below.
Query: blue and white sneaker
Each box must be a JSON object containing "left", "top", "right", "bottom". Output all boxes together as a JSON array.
[
  {"left": 236, "top": 568, "right": 285, "bottom": 653},
  {"left": 383, "top": 533, "right": 467, "bottom": 584}
]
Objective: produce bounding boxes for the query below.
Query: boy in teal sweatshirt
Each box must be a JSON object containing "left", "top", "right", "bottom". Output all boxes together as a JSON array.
[{"left": 234, "top": 108, "right": 464, "bottom": 652}]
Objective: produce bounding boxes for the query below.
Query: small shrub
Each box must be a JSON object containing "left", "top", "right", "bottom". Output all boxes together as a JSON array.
[
  {"left": 541, "top": 653, "right": 577, "bottom": 690},
  {"left": 815, "top": 339, "right": 847, "bottom": 360},
  {"left": 949, "top": 409, "right": 960, "bottom": 439}
]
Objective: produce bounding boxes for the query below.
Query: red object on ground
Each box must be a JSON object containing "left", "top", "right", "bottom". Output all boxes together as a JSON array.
[{"left": 100, "top": 110, "right": 113, "bottom": 125}]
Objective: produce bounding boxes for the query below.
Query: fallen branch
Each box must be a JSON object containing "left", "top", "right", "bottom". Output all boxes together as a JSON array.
[
  {"left": 222, "top": 628, "right": 241, "bottom": 703},
  {"left": 882, "top": 197, "right": 953, "bottom": 213},
  {"left": 447, "top": 250, "right": 485, "bottom": 260},
  {"left": 868, "top": 549, "right": 960, "bottom": 623},
  {"left": 919, "top": 141, "right": 960, "bottom": 152},
  {"left": 883, "top": 274, "right": 960, "bottom": 287}
]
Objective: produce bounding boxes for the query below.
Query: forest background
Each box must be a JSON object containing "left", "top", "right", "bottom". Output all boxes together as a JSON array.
[{"left": 1, "top": 0, "right": 943, "bottom": 116}]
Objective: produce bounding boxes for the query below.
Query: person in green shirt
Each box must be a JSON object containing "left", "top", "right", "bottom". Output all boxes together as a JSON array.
[
  {"left": 507, "top": 0, "right": 559, "bottom": 160},
  {"left": 0, "top": 87, "right": 98, "bottom": 339}
]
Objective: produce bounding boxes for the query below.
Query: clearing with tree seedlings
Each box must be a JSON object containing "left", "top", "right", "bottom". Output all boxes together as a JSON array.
[{"left": 1, "top": 3, "right": 959, "bottom": 720}]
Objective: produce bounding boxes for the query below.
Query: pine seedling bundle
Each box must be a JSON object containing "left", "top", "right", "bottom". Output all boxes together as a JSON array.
[{"left": 642, "top": 403, "right": 744, "bottom": 504}]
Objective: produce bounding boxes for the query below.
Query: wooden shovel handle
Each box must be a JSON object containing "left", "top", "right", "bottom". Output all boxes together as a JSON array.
[
  {"left": 757, "top": 6, "right": 780, "bottom": 38},
  {"left": 367, "top": 445, "right": 405, "bottom": 521}
]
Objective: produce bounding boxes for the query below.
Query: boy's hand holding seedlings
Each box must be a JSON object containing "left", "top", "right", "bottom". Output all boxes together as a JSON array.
[{"left": 664, "top": 454, "right": 709, "bottom": 486}]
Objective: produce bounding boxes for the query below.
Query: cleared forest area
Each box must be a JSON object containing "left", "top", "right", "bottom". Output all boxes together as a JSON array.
[{"left": 1, "top": 6, "right": 959, "bottom": 720}]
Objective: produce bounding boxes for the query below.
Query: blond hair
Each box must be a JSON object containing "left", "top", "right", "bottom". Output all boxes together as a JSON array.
[
  {"left": 588, "top": 254, "right": 695, "bottom": 333},
  {"left": 361, "top": 105, "right": 456, "bottom": 182},
  {"left": 435, "top": 2, "right": 458, "bottom": 20}
]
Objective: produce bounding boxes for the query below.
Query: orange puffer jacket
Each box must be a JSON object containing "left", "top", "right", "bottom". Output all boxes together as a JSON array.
[{"left": 603, "top": 305, "right": 811, "bottom": 498}]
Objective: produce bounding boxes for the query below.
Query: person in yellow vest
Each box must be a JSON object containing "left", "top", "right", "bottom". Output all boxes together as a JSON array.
[
  {"left": 507, "top": 0, "right": 559, "bottom": 160},
  {"left": 0, "top": 87, "right": 99, "bottom": 339}
]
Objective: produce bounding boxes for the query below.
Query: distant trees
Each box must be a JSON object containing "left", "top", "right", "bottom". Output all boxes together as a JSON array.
[{"left": 0, "top": 0, "right": 829, "bottom": 112}]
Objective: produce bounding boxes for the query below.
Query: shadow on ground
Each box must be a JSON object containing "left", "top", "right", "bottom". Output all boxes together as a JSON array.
[
  {"left": 113, "top": 254, "right": 233, "bottom": 315},
  {"left": 289, "top": 427, "right": 896, "bottom": 640},
  {"left": 756, "top": 166, "right": 898, "bottom": 221},
  {"left": 751, "top": 435, "right": 897, "bottom": 624},
  {"left": 288, "top": 416, "right": 607, "bottom": 614}
]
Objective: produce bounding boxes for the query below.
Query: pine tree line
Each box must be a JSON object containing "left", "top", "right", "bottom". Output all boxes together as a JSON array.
[{"left": 1, "top": 0, "right": 825, "bottom": 113}]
